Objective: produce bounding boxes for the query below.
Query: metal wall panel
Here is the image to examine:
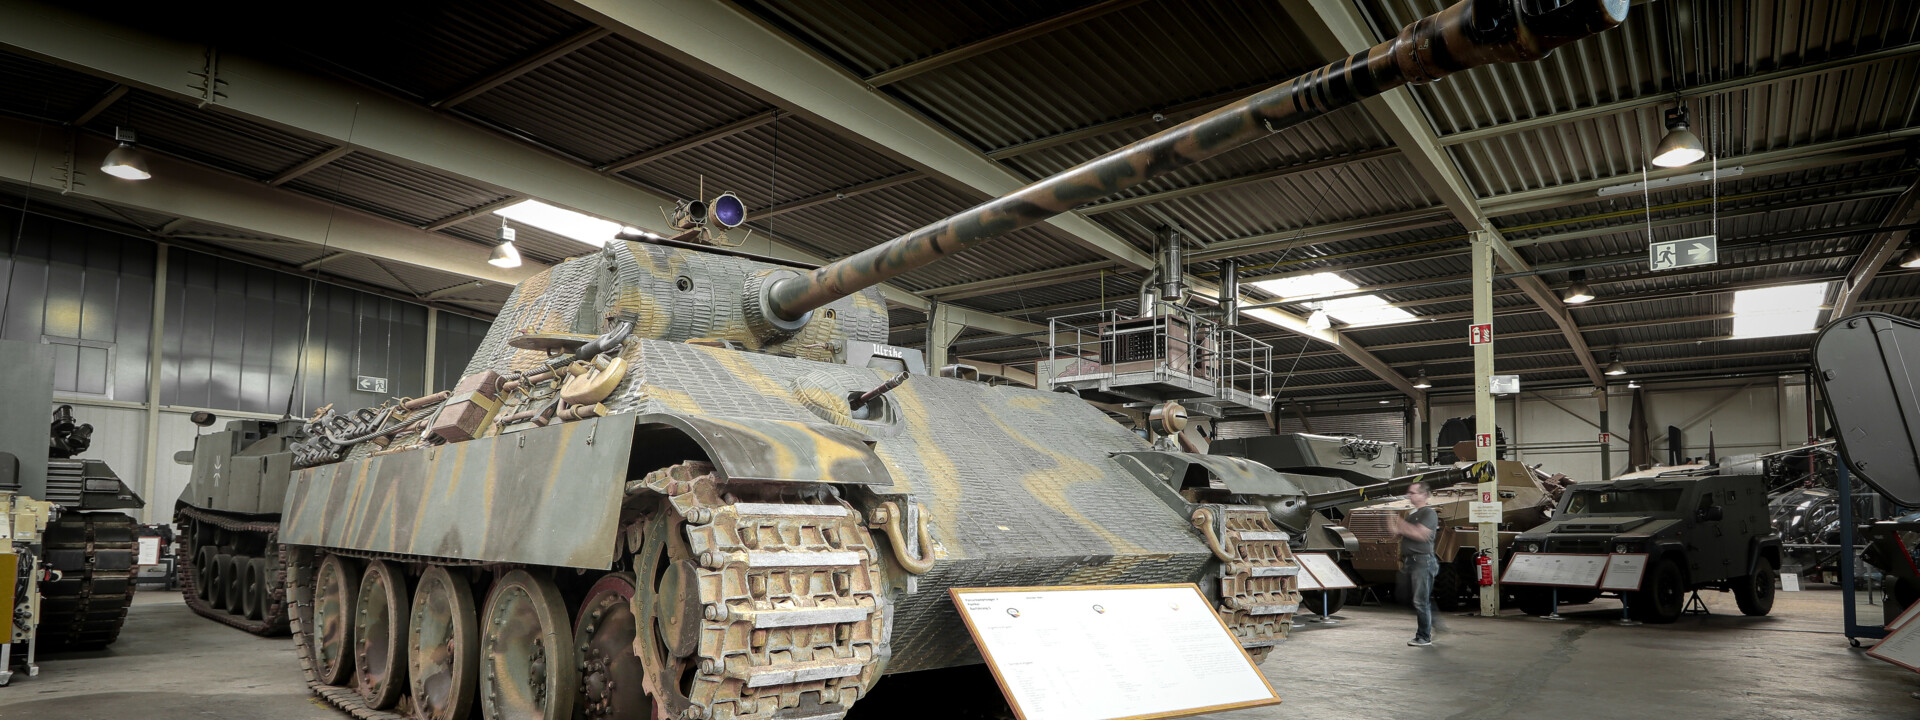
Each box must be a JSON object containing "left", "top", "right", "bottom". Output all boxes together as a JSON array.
[
  {"left": 160, "top": 247, "right": 429, "bottom": 417},
  {"left": 432, "top": 311, "right": 490, "bottom": 390},
  {"left": 0, "top": 207, "right": 155, "bottom": 402}
]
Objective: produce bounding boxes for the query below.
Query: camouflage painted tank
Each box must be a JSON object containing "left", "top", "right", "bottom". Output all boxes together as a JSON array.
[
  {"left": 269, "top": 2, "right": 1627, "bottom": 719},
  {"left": 1342, "top": 459, "right": 1568, "bottom": 609}
]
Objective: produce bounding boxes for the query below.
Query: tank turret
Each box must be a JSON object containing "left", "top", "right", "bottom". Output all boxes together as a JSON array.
[{"left": 210, "top": 2, "right": 1630, "bottom": 718}]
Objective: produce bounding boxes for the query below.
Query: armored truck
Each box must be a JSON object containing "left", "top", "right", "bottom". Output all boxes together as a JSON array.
[{"left": 1513, "top": 471, "right": 1781, "bottom": 623}]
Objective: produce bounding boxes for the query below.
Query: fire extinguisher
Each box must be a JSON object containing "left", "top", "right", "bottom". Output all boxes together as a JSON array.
[{"left": 1476, "top": 551, "right": 1495, "bottom": 586}]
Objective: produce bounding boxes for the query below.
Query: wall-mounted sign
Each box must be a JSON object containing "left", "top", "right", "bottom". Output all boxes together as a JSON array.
[{"left": 1468, "top": 324, "right": 1493, "bottom": 345}]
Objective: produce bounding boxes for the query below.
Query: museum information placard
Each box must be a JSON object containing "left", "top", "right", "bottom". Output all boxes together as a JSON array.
[
  {"left": 1295, "top": 553, "right": 1357, "bottom": 590},
  {"left": 951, "top": 584, "right": 1280, "bottom": 720},
  {"left": 1500, "top": 553, "right": 1608, "bottom": 587}
]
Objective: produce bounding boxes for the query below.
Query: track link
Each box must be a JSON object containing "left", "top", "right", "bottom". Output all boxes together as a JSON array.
[
  {"left": 176, "top": 505, "right": 291, "bottom": 636},
  {"left": 38, "top": 511, "right": 138, "bottom": 650}
]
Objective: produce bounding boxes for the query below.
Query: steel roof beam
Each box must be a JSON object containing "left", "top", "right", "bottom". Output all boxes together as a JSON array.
[
  {"left": 433, "top": 26, "right": 612, "bottom": 108},
  {"left": 597, "top": 109, "right": 783, "bottom": 174},
  {"left": 561, "top": 0, "right": 1156, "bottom": 271},
  {"left": 752, "top": 171, "right": 927, "bottom": 220},
  {"left": 1080, "top": 148, "right": 1400, "bottom": 215},
  {"left": 0, "top": 114, "right": 536, "bottom": 285},
  {"left": 1480, "top": 132, "right": 1920, "bottom": 215},
  {"left": 983, "top": 79, "right": 1285, "bottom": 160},
  {"left": 1438, "top": 41, "right": 1920, "bottom": 147},
  {"left": 72, "top": 83, "right": 127, "bottom": 125},
  {"left": 267, "top": 145, "right": 353, "bottom": 187},
  {"left": 1284, "top": 0, "right": 1605, "bottom": 388},
  {"left": 1835, "top": 180, "right": 1920, "bottom": 316},
  {"left": 864, "top": 0, "right": 1149, "bottom": 87}
]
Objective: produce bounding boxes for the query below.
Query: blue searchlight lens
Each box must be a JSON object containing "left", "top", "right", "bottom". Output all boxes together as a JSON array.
[{"left": 712, "top": 193, "right": 746, "bottom": 228}]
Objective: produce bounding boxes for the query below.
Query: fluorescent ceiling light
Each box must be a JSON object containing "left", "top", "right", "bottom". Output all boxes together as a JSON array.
[
  {"left": 1731, "top": 283, "right": 1830, "bottom": 339},
  {"left": 493, "top": 199, "right": 623, "bottom": 247},
  {"left": 1249, "top": 272, "right": 1358, "bottom": 298}
]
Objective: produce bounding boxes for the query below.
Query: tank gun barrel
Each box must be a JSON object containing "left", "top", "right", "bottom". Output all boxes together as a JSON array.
[
  {"left": 1304, "top": 463, "right": 1491, "bottom": 511},
  {"left": 763, "top": 0, "right": 1628, "bottom": 321}
]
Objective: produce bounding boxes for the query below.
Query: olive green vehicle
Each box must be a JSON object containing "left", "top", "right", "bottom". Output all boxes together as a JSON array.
[
  {"left": 172, "top": 416, "right": 304, "bottom": 636},
  {"left": 258, "top": 3, "right": 1627, "bottom": 719},
  {"left": 1343, "top": 460, "right": 1563, "bottom": 609}
]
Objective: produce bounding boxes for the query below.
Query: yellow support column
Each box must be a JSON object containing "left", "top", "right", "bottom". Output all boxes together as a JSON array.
[{"left": 1472, "top": 230, "right": 1500, "bottom": 617}]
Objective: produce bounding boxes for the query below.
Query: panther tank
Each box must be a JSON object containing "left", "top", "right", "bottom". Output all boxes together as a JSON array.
[{"left": 268, "top": 3, "right": 1627, "bottom": 719}]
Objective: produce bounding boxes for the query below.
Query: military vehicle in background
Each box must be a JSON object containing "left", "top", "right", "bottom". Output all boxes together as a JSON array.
[
  {"left": 193, "top": 3, "right": 1626, "bottom": 718},
  {"left": 32, "top": 406, "right": 145, "bottom": 651},
  {"left": 1511, "top": 471, "right": 1780, "bottom": 623},
  {"left": 172, "top": 414, "right": 304, "bottom": 636},
  {"left": 1342, "top": 459, "right": 1567, "bottom": 609},
  {"left": 1209, "top": 432, "right": 1408, "bottom": 613}
]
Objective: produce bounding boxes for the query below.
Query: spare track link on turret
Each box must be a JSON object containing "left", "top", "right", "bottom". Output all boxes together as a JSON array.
[
  {"left": 1205, "top": 506, "right": 1301, "bottom": 662},
  {"left": 38, "top": 511, "right": 139, "bottom": 650},
  {"left": 634, "top": 461, "right": 890, "bottom": 720},
  {"left": 176, "top": 505, "right": 291, "bottom": 636}
]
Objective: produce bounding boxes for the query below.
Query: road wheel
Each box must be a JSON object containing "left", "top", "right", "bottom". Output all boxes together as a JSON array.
[
  {"left": 210, "top": 553, "right": 232, "bottom": 610},
  {"left": 243, "top": 558, "right": 269, "bottom": 620},
  {"left": 354, "top": 560, "right": 411, "bottom": 709},
  {"left": 1433, "top": 560, "right": 1465, "bottom": 611},
  {"left": 225, "top": 555, "right": 250, "bottom": 613},
  {"left": 479, "top": 569, "right": 577, "bottom": 720},
  {"left": 409, "top": 565, "right": 480, "bottom": 720},
  {"left": 194, "top": 546, "right": 217, "bottom": 601},
  {"left": 313, "top": 554, "right": 362, "bottom": 686},
  {"left": 1518, "top": 587, "right": 1555, "bottom": 616},
  {"left": 1299, "top": 589, "right": 1347, "bottom": 616},
  {"left": 575, "top": 572, "right": 648, "bottom": 720},
  {"left": 1630, "top": 559, "right": 1685, "bottom": 624},
  {"left": 1732, "top": 563, "right": 1777, "bottom": 617}
]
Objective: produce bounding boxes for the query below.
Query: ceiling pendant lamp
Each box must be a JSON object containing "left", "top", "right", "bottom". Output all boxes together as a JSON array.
[
  {"left": 490, "top": 222, "right": 522, "bottom": 268},
  {"left": 1604, "top": 351, "right": 1628, "bottom": 376},
  {"left": 1563, "top": 269, "right": 1595, "bottom": 304},
  {"left": 1411, "top": 368, "right": 1432, "bottom": 389},
  {"left": 100, "top": 127, "right": 152, "bottom": 180},
  {"left": 1651, "top": 106, "right": 1706, "bottom": 168}
]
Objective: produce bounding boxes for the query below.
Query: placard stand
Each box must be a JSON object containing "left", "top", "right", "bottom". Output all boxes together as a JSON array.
[{"left": 1293, "top": 554, "right": 1357, "bottom": 626}]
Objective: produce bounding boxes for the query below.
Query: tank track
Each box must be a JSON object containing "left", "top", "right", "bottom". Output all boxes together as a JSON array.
[
  {"left": 280, "top": 460, "right": 892, "bottom": 720},
  {"left": 176, "top": 506, "right": 290, "bottom": 636},
  {"left": 1205, "top": 506, "right": 1302, "bottom": 662},
  {"left": 638, "top": 461, "right": 890, "bottom": 720},
  {"left": 38, "top": 511, "right": 138, "bottom": 650}
]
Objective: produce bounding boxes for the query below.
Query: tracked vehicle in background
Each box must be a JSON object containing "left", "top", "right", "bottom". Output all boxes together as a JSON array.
[
  {"left": 173, "top": 414, "right": 303, "bottom": 636},
  {"left": 34, "top": 406, "right": 145, "bottom": 651},
  {"left": 257, "top": 3, "right": 1627, "bottom": 719}
]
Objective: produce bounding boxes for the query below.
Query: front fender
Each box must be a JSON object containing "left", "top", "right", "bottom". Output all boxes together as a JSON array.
[
  {"left": 1110, "top": 451, "right": 1314, "bottom": 532},
  {"left": 633, "top": 413, "right": 894, "bottom": 486}
]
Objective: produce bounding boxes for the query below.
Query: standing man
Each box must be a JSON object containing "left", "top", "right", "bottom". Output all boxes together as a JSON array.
[{"left": 1390, "top": 481, "right": 1439, "bottom": 646}]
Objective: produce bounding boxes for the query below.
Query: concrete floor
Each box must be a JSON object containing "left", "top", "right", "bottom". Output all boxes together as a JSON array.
[{"left": 5, "top": 586, "right": 1916, "bottom": 719}]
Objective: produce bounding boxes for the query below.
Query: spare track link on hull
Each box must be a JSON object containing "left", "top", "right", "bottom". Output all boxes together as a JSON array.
[
  {"left": 1199, "top": 506, "right": 1301, "bottom": 662},
  {"left": 39, "top": 511, "right": 138, "bottom": 650},
  {"left": 636, "top": 461, "right": 891, "bottom": 720},
  {"left": 177, "top": 506, "right": 291, "bottom": 636}
]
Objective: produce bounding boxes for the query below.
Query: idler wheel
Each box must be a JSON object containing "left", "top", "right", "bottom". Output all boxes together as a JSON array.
[
  {"left": 633, "top": 510, "right": 703, "bottom": 719},
  {"left": 480, "top": 569, "right": 578, "bottom": 720},
  {"left": 354, "top": 559, "right": 411, "bottom": 709},
  {"left": 574, "top": 572, "right": 648, "bottom": 720},
  {"left": 225, "top": 555, "right": 250, "bottom": 613},
  {"left": 209, "top": 553, "right": 232, "bottom": 610},
  {"left": 193, "top": 546, "right": 216, "bottom": 601},
  {"left": 313, "top": 554, "right": 363, "bottom": 686},
  {"left": 409, "top": 565, "right": 480, "bottom": 720}
]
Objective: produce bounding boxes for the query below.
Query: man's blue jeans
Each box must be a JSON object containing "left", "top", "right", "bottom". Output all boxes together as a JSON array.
[{"left": 1407, "top": 553, "right": 1438, "bottom": 642}]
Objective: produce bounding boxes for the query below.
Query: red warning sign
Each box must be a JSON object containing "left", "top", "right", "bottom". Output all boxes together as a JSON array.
[
  {"left": 1598, "top": 432, "right": 1611, "bottom": 443},
  {"left": 1476, "top": 433, "right": 1493, "bottom": 448},
  {"left": 1468, "top": 324, "right": 1493, "bottom": 345}
]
